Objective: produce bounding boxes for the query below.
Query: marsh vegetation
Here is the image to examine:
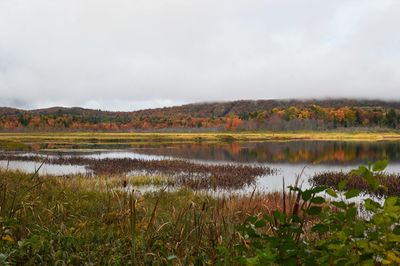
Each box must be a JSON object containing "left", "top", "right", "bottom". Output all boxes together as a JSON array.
[
  {"left": 0, "top": 154, "right": 273, "bottom": 190},
  {"left": 0, "top": 160, "right": 400, "bottom": 265},
  {"left": 1, "top": 134, "right": 400, "bottom": 265}
]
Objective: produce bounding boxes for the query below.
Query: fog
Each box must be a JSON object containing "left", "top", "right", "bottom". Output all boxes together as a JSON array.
[{"left": 0, "top": 0, "right": 399, "bottom": 111}]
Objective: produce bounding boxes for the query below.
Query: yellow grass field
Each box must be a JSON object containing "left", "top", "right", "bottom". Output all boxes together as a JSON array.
[{"left": 1, "top": 131, "right": 400, "bottom": 144}]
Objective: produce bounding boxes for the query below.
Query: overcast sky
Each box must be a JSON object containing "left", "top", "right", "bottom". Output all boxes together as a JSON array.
[{"left": 0, "top": 0, "right": 399, "bottom": 111}]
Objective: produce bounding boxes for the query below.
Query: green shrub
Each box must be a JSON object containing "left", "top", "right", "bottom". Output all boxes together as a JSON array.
[{"left": 235, "top": 160, "right": 400, "bottom": 265}]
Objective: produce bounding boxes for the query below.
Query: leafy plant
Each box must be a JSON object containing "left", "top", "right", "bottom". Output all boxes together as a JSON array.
[{"left": 236, "top": 160, "right": 400, "bottom": 265}]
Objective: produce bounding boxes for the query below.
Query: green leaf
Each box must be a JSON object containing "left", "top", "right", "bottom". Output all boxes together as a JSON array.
[
  {"left": 288, "top": 186, "right": 302, "bottom": 193},
  {"left": 326, "top": 188, "right": 338, "bottom": 198},
  {"left": 368, "top": 162, "right": 372, "bottom": 171},
  {"left": 311, "top": 223, "right": 329, "bottom": 233},
  {"left": 311, "top": 186, "right": 326, "bottom": 194},
  {"left": 393, "top": 225, "right": 400, "bottom": 235},
  {"left": 351, "top": 165, "right": 369, "bottom": 176},
  {"left": 245, "top": 226, "right": 258, "bottom": 237},
  {"left": 254, "top": 220, "right": 266, "bottom": 228},
  {"left": 331, "top": 201, "right": 347, "bottom": 209},
  {"left": 338, "top": 180, "right": 348, "bottom": 191},
  {"left": 302, "top": 190, "right": 312, "bottom": 201},
  {"left": 364, "top": 198, "right": 381, "bottom": 211},
  {"left": 387, "top": 234, "right": 400, "bottom": 242},
  {"left": 345, "top": 189, "right": 361, "bottom": 199},
  {"left": 307, "top": 206, "right": 322, "bottom": 216},
  {"left": 310, "top": 197, "right": 325, "bottom": 204},
  {"left": 346, "top": 206, "right": 357, "bottom": 219},
  {"left": 364, "top": 172, "right": 380, "bottom": 191},
  {"left": 353, "top": 222, "right": 365, "bottom": 237},
  {"left": 384, "top": 196, "right": 399, "bottom": 207},
  {"left": 273, "top": 210, "right": 286, "bottom": 223},
  {"left": 247, "top": 215, "right": 257, "bottom": 224},
  {"left": 263, "top": 214, "right": 273, "bottom": 223},
  {"left": 372, "top": 159, "right": 388, "bottom": 172},
  {"left": 384, "top": 197, "right": 400, "bottom": 214}
]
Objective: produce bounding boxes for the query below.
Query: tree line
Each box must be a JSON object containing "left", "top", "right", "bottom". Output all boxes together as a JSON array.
[{"left": 0, "top": 104, "right": 399, "bottom": 131}]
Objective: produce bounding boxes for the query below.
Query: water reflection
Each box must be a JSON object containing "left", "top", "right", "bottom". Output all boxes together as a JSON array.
[
  {"left": 0, "top": 160, "right": 88, "bottom": 176},
  {"left": 2, "top": 141, "right": 400, "bottom": 196},
  {"left": 129, "top": 141, "right": 400, "bottom": 164},
  {"left": 19, "top": 140, "right": 400, "bottom": 165}
]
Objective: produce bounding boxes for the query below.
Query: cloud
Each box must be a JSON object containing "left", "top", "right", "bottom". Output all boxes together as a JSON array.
[{"left": 0, "top": 0, "right": 399, "bottom": 110}]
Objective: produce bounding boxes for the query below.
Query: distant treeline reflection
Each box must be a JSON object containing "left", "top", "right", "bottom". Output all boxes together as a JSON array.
[{"left": 131, "top": 141, "right": 400, "bottom": 164}]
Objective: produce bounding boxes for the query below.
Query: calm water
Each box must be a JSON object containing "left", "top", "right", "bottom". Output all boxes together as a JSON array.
[{"left": 2, "top": 140, "right": 400, "bottom": 193}]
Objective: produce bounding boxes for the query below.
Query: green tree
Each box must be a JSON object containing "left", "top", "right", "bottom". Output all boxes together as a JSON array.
[{"left": 386, "top": 109, "right": 397, "bottom": 128}]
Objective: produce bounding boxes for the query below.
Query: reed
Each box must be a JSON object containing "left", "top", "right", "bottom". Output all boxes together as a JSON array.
[
  {"left": 129, "top": 189, "right": 137, "bottom": 265},
  {"left": 5, "top": 166, "right": 382, "bottom": 265},
  {"left": 0, "top": 168, "right": 292, "bottom": 265}
]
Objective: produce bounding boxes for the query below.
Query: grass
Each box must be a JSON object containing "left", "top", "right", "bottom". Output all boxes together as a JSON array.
[
  {"left": 2, "top": 131, "right": 400, "bottom": 155},
  {"left": 127, "top": 175, "right": 173, "bottom": 186},
  {"left": 0, "top": 140, "right": 30, "bottom": 151},
  {"left": 1, "top": 164, "right": 399, "bottom": 265},
  {"left": 0, "top": 168, "right": 292, "bottom": 265},
  {"left": 1, "top": 131, "right": 400, "bottom": 147}
]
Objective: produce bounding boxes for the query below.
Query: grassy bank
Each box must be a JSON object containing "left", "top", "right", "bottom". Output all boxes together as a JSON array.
[
  {"left": 1, "top": 131, "right": 400, "bottom": 142},
  {"left": 1, "top": 131, "right": 400, "bottom": 151}
]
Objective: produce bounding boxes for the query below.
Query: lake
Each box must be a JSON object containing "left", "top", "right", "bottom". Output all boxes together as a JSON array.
[{"left": 1, "top": 140, "right": 400, "bottom": 194}]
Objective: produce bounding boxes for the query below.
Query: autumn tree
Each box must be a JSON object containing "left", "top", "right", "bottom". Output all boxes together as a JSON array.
[{"left": 225, "top": 114, "right": 242, "bottom": 131}]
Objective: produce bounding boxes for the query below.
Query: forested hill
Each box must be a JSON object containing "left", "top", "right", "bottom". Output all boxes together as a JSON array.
[
  {"left": 1, "top": 99, "right": 400, "bottom": 131},
  {"left": 132, "top": 99, "right": 400, "bottom": 118}
]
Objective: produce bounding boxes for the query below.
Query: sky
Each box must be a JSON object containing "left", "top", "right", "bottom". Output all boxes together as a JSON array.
[{"left": 0, "top": 0, "right": 399, "bottom": 111}]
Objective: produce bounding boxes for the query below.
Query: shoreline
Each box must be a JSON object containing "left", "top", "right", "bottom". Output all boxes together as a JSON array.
[{"left": 1, "top": 131, "right": 400, "bottom": 143}]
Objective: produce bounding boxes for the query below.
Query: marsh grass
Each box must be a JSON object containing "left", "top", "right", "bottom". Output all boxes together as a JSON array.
[
  {"left": 0, "top": 154, "right": 272, "bottom": 190},
  {"left": 0, "top": 140, "right": 29, "bottom": 151},
  {"left": 1, "top": 131, "right": 400, "bottom": 150},
  {"left": 128, "top": 175, "right": 173, "bottom": 186},
  {"left": 1, "top": 156, "right": 399, "bottom": 264},
  {"left": 311, "top": 170, "right": 400, "bottom": 197},
  {"left": 0, "top": 168, "right": 292, "bottom": 265}
]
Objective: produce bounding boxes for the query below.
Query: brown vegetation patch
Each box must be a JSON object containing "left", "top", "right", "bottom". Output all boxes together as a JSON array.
[
  {"left": 0, "top": 154, "right": 274, "bottom": 190},
  {"left": 311, "top": 171, "right": 400, "bottom": 197}
]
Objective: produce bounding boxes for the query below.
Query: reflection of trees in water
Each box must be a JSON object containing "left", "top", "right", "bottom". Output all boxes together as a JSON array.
[
  {"left": 132, "top": 141, "right": 400, "bottom": 164},
  {"left": 29, "top": 142, "right": 134, "bottom": 151}
]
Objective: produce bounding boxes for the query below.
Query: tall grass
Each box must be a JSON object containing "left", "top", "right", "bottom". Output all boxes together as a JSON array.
[
  {"left": 0, "top": 168, "right": 290, "bottom": 265},
  {"left": 1, "top": 157, "right": 399, "bottom": 265}
]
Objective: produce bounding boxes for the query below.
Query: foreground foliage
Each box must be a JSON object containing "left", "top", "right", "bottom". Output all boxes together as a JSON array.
[
  {"left": 237, "top": 160, "right": 400, "bottom": 265},
  {"left": 0, "top": 160, "right": 399, "bottom": 265}
]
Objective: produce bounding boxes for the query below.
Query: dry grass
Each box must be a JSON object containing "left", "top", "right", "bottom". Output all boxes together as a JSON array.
[
  {"left": 1, "top": 131, "right": 400, "bottom": 145},
  {"left": 312, "top": 170, "right": 400, "bottom": 197},
  {"left": 0, "top": 167, "right": 300, "bottom": 265}
]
